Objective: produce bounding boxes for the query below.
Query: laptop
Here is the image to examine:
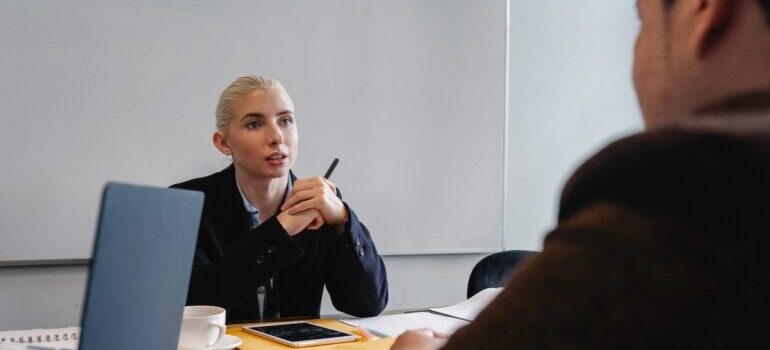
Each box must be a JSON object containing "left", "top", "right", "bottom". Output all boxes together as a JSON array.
[{"left": 1, "top": 183, "right": 203, "bottom": 350}]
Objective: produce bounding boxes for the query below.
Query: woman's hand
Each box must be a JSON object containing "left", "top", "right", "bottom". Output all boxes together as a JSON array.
[
  {"left": 391, "top": 329, "right": 448, "bottom": 350},
  {"left": 281, "top": 177, "right": 348, "bottom": 233},
  {"left": 276, "top": 208, "right": 324, "bottom": 236}
]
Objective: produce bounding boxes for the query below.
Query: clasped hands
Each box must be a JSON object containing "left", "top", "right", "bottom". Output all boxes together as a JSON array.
[{"left": 276, "top": 177, "right": 348, "bottom": 236}]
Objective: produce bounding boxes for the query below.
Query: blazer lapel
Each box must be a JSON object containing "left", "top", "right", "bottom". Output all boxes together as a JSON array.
[{"left": 208, "top": 165, "right": 252, "bottom": 240}]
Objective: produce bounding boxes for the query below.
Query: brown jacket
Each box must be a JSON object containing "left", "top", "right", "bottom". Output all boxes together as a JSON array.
[{"left": 443, "top": 114, "right": 770, "bottom": 349}]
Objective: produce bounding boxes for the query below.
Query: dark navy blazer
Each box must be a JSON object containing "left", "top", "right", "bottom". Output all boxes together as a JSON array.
[{"left": 172, "top": 165, "right": 388, "bottom": 322}]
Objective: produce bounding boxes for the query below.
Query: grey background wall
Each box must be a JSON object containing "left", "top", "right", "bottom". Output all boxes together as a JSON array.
[
  {"left": 0, "top": 0, "right": 642, "bottom": 330},
  {"left": 504, "top": 1, "right": 643, "bottom": 249}
]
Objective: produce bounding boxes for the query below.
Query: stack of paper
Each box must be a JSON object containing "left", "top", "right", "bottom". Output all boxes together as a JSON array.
[
  {"left": 429, "top": 287, "right": 502, "bottom": 321},
  {"left": 342, "top": 287, "right": 502, "bottom": 337},
  {"left": 342, "top": 312, "right": 469, "bottom": 338}
]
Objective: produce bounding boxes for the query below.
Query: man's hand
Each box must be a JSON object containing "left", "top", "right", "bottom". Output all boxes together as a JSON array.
[
  {"left": 390, "top": 329, "right": 448, "bottom": 350},
  {"left": 276, "top": 208, "right": 324, "bottom": 236},
  {"left": 281, "top": 177, "right": 348, "bottom": 233}
]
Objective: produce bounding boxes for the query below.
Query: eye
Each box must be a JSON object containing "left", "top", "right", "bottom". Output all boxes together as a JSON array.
[
  {"left": 279, "top": 116, "right": 295, "bottom": 127},
  {"left": 246, "top": 120, "right": 263, "bottom": 130}
]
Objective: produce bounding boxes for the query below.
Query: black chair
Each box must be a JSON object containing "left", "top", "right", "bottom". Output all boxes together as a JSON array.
[{"left": 467, "top": 250, "right": 539, "bottom": 298}]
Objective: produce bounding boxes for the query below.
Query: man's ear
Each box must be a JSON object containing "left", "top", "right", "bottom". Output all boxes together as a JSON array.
[
  {"left": 212, "top": 131, "right": 232, "bottom": 156},
  {"left": 690, "top": 0, "right": 736, "bottom": 57}
]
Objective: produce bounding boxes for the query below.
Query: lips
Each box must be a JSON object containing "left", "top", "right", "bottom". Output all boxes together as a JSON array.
[{"left": 266, "top": 152, "right": 288, "bottom": 166}]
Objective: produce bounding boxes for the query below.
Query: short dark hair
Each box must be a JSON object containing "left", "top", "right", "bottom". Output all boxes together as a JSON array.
[
  {"left": 664, "top": 0, "right": 770, "bottom": 24},
  {"left": 761, "top": 0, "right": 770, "bottom": 24}
]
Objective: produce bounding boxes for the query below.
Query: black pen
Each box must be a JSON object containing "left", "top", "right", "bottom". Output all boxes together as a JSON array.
[{"left": 324, "top": 158, "right": 340, "bottom": 179}]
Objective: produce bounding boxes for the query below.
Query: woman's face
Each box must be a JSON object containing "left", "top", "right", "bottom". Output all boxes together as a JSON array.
[{"left": 219, "top": 87, "right": 299, "bottom": 179}]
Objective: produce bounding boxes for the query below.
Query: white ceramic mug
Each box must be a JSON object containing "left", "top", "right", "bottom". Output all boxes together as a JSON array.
[{"left": 178, "top": 305, "right": 227, "bottom": 349}]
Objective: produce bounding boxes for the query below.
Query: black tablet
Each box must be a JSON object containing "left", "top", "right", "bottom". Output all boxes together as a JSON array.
[{"left": 242, "top": 321, "right": 359, "bottom": 347}]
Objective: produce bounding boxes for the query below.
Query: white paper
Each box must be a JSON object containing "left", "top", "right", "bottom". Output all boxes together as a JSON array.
[
  {"left": 341, "top": 312, "right": 469, "bottom": 337},
  {"left": 429, "top": 287, "right": 502, "bottom": 321}
]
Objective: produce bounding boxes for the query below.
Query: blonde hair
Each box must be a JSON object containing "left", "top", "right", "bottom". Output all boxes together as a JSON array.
[{"left": 215, "top": 75, "right": 285, "bottom": 132}]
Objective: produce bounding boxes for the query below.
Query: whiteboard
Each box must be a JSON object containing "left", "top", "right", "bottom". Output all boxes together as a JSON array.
[{"left": 0, "top": 0, "right": 506, "bottom": 261}]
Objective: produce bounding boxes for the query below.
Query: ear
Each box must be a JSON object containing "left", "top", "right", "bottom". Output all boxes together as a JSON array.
[
  {"left": 212, "top": 131, "right": 232, "bottom": 156},
  {"left": 690, "top": 0, "right": 736, "bottom": 57}
]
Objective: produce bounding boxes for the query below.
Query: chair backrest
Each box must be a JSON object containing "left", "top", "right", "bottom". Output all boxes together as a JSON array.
[{"left": 467, "top": 250, "right": 538, "bottom": 298}]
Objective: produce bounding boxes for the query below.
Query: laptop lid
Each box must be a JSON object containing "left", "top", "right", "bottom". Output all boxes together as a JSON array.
[{"left": 77, "top": 183, "right": 203, "bottom": 350}]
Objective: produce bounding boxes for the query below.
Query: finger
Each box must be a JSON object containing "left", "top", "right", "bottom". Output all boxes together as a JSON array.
[
  {"left": 283, "top": 188, "right": 314, "bottom": 207},
  {"left": 287, "top": 180, "right": 330, "bottom": 207},
  {"left": 322, "top": 190, "right": 344, "bottom": 209},
  {"left": 352, "top": 327, "right": 379, "bottom": 341},
  {"left": 310, "top": 176, "right": 326, "bottom": 185},
  {"left": 432, "top": 331, "right": 449, "bottom": 339},
  {"left": 284, "top": 179, "right": 314, "bottom": 199},
  {"left": 307, "top": 220, "right": 323, "bottom": 230},
  {"left": 395, "top": 329, "right": 431, "bottom": 341},
  {"left": 322, "top": 178, "right": 337, "bottom": 194},
  {"left": 292, "top": 177, "right": 325, "bottom": 192},
  {"left": 288, "top": 178, "right": 312, "bottom": 192},
  {"left": 316, "top": 182, "right": 342, "bottom": 204},
  {"left": 281, "top": 189, "right": 316, "bottom": 210},
  {"left": 286, "top": 198, "right": 322, "bottom": 215},
  {"left": 413, "top": 328, "right": 436, "bottom": 337},
  {"left": 307, "top": 211, "right": 325, "bottom": 229}
]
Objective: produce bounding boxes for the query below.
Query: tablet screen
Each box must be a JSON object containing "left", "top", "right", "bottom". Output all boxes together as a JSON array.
[{"left": 246, "top": 322, "right": 352, "bottom": 342}]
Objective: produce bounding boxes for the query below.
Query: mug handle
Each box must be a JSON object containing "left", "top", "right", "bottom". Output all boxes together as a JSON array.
[{"left": 206, "top": 323, "right": 227, "bottom": 347}]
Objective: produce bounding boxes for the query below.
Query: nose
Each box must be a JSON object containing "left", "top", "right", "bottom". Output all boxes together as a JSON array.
[{"left": 266, "top": 123, "right": 284, "bottom": 147}]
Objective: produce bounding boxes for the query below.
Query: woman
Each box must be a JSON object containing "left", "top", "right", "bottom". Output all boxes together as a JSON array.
[{"left": 172, "top": 75, "right": 388, "bottom": 322}]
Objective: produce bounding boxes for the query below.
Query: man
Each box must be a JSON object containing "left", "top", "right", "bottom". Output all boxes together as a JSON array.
[{"left": 393, "top": 0, "right": 770, "bottom": 348}]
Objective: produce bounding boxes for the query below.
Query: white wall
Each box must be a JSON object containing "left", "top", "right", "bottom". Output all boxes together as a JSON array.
[{"left": 504, "top": 0, "right": 643, "bottom": 250}]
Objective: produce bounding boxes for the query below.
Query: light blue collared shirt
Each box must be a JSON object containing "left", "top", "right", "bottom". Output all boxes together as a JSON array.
[{"left": 235, "top": 175, "right": 292, "bottom": 229}]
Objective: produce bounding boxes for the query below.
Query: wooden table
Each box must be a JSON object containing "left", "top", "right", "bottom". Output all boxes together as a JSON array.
[{"left": 227, "top": 319, "right": 395, "bottom": 350}]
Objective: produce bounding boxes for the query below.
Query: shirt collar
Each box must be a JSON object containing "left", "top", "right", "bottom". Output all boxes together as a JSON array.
[{"left": 234, "top": 175, "right": 293, "bottom": 215}]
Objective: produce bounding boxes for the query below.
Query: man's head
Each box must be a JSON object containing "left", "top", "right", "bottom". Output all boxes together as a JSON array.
[{"left": 633, "top": 0, "right": 770, "bottom": 128}]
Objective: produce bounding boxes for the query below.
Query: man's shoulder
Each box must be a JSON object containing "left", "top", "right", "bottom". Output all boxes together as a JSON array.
[
  {"left": 567, "top": 123, "right": 770, "bottom": 190},
  {"left": 559, "top": 125, "right": 770, "bottom": 221}
]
